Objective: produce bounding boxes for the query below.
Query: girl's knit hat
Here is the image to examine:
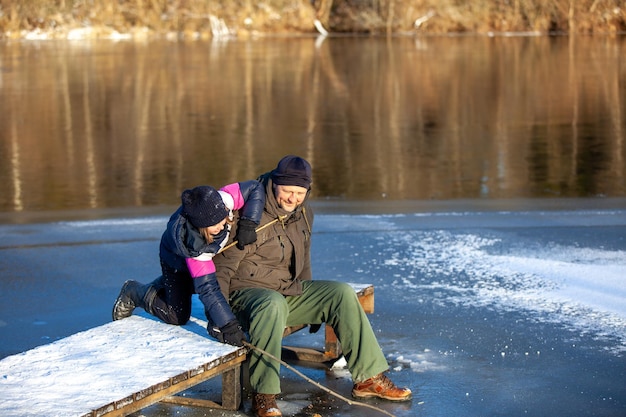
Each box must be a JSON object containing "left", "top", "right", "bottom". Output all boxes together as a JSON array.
[{"left": 181, "top": 186, "right": 228, "bottom": 228}]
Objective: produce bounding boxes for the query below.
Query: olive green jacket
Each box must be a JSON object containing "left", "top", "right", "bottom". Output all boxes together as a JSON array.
[{"left": 214, "top": 172, "right": 313, "bottom": 298}]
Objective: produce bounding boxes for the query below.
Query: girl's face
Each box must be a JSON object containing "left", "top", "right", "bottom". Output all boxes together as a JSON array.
[{"left": 205, "top": 218, "right": 227, "bottom": 236}]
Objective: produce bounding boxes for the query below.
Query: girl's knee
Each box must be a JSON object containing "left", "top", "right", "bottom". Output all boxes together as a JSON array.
[
  {"left": 160, "top": 307, "right": 191, "bottom": 326},
  {"left": 170, "top": 314, "right": 190, "bottom": 326}
]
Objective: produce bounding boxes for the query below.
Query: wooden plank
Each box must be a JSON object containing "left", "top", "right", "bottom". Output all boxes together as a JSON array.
[
  {"left": 161, "top": 360, "right": 242, "bottom": 410},
  {"left": 98, "top": 353, "right": 245, "bottom": 416},
  {"left": 160, "top": 396, "right": 222, "bottom": 408},
  {"left": 83, "top": 345, "right": 246, "bottom": 416},
  {"left": 221, "top": 361, "right": 243, "bottom": 410},
  {"left": 356, "top": 285, "right": 375, "bottom": 313}
]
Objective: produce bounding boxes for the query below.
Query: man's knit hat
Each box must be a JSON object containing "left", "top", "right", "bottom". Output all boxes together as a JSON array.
[
  {"left": 271, "top": 155, "right": 312, "bottom": 189},
  {"left": 181, "top": 185, "right": 228, "bottom": 228}
]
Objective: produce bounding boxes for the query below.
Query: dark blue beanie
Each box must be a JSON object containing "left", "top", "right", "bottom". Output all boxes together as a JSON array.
[
  {"left": 181, "top": 186, "right": 228, "bottom": 228},
  {"left": 271, "top": 155, "right": 312, "bottom": 189}
]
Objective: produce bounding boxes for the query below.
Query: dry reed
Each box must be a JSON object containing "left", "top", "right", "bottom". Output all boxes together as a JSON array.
[{"left": 0, "top": 0, "right": 624, "bottom": 39}]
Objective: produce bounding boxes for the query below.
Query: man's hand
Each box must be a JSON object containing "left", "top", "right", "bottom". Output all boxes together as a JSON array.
[{"left": 236, "top": 219, "right": 258, "bottom": 250}]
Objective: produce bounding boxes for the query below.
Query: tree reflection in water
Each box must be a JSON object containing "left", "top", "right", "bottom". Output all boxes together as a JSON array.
[{"left": 0, "top": 36, "right": 624, "bottom": 215}]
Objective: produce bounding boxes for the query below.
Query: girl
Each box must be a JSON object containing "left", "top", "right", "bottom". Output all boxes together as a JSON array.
[{"left": 112, "top": 181, "right": 264, "bottom": 346}]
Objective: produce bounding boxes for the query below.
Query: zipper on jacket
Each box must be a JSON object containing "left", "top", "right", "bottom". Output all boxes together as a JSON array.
[{"left": 277, "top": 235, "right": 286, "bottom": 261}]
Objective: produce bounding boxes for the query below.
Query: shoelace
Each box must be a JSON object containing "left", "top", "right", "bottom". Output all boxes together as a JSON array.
[
  {"left": 376, "top": 374, "right": 395, "bottom": 389},
  {"left": 255, "top": 395, "right": 277, "bottom": 410}
]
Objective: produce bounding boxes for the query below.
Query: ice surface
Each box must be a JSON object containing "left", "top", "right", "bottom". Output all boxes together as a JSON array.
[{"left": 0, "top": 207, "right": 625, "bottom": 417}]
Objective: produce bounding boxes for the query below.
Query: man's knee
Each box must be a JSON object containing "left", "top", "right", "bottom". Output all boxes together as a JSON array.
[
  {"left": 321, "top": 281, "right": 359, "bottom": 303},
  {"left": 254, "top": 291, "right": 288, "bottom": 318},
  {"left": 250, "top": 292, "right": 289, "bottom": 334},
  {"left": 335, "top": 281, "right": 358, "bottom": 296}
]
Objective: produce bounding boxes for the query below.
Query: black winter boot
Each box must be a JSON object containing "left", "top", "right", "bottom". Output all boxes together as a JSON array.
[
  {"left": 142, "top": 284, "right": 159, "bottom": 316},
  {"left": 112, "top": 276, "right": 164, "bottom": 320},
  {"left": 112, "top": 280, "right": 147, "bottom": 320}
]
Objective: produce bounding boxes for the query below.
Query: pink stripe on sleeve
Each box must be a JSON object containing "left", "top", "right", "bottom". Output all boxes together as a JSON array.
[
  {"left": 186, "top": 257, "right": 216, "bottom": 278},
  {"left": 220, "top": 183, "right": 245, "bottom": 210}
]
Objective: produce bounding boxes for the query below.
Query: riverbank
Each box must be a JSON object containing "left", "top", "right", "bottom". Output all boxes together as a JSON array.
[{"left": 2, "top": 0, "right": 625, "bottom": 40}]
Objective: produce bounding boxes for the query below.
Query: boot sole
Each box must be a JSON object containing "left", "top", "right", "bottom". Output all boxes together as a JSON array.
[
  {"left": 112, "top": 280, "right": 136, "bottom": 321},
  {"left": 352, "top": 390, "right": 412, "bottom": 402}
]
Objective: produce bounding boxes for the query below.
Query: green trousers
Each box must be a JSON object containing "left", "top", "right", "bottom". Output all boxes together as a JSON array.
[{"left": 229, "top": 280, "right": 389, "bottom": 394}]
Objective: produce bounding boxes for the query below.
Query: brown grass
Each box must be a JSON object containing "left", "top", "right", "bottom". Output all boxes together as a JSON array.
[{"left": 1, "top": 0, "right": 624, "bottom": 38}]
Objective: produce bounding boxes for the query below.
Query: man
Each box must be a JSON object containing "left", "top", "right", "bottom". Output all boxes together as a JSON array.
[{"left": 214, "top": 155, "right": 411, "bottom": 417}]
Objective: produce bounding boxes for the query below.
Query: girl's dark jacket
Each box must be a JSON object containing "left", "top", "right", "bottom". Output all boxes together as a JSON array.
[
  {"left": 159, "top": 180, "right": 265, "bottom": 328},
  {"left": 214, "top": 172, "right": 314, "bottom": 299}
]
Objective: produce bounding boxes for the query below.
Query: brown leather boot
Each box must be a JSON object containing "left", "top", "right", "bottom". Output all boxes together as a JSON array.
[
  {"left": 352, "top": 372, "right": 412, "bottom": 401},
  {"left": 252, "top": 393, "right": 282, "bottom": 417}
]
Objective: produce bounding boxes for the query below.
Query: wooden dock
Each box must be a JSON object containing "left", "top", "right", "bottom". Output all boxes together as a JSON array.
[{"left": 0, "top": 315, "right": 245, "bottom": 417}]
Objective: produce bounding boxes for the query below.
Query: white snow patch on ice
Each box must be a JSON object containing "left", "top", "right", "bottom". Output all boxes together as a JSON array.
[
  {"left": 384, "top": 230, "right": 626, "bottom": 354},
  {"left": 394, "top": 350, "right": 446, "bottom": 372}
]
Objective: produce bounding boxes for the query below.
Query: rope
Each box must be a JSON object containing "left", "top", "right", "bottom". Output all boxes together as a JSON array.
[
  {"left": 220, "top": 207, "right": 310, "bottom": 254},
  {"left": 242, "top": 341, "right": 398, "bottom": 417}
]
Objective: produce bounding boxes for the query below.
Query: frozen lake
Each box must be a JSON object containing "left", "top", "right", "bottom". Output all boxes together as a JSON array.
[
  {"left": 2, "top": 34, "right": 624, "bottom": 417},
  {"left": 0, "top": 201, "right": 625, "bottom": 416}
]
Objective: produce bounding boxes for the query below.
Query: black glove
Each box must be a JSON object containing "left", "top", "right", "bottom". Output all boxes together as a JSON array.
[
  {"left": 209, "top": 320, "right": 246, "bottom": 347},
  {"left": 236, "top": 219, "right": 258, "bottom": 250},
  {"left": 309, "top": 324, "right": 322, "bottom": 334}
]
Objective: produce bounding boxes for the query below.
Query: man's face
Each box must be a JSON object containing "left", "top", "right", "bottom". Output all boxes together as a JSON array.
[{"left": 274, "top": 185, "right": 308, "bottom": 212}]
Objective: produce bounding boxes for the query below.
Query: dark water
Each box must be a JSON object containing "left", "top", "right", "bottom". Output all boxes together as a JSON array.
[{"left": 0, "top": 36, "right": 625, "bottom": 222}]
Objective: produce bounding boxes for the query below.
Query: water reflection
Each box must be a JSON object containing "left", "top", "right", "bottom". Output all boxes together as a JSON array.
[{"left": 0, "top": 36, "right": 624, "bottom": 215}]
